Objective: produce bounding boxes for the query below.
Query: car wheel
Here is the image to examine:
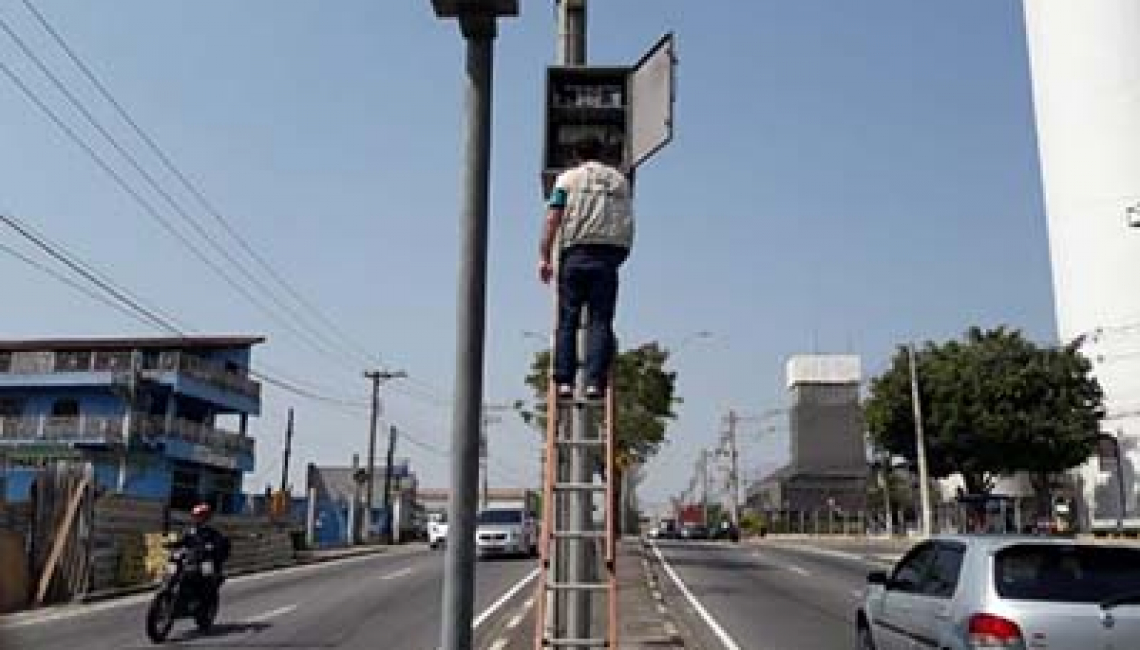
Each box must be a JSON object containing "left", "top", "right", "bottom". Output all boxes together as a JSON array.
[{"left": 857, "top": 621, "right": 877, "bottom": 650}]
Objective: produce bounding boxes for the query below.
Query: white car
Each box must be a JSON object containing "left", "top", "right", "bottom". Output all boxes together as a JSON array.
[
  {"left": 857, "top": 534, "right": 1140, "bottom": 650},
  {"left": 428, "top": 512, "right": 448, "bottom": 549},
  {"left": 475, "top": 507, "right": 538, "bottom": 559}
]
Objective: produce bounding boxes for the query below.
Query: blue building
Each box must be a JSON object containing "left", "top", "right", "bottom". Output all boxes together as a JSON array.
[{"left": 0, "top": 335, "right": 263, "bottom": 513}]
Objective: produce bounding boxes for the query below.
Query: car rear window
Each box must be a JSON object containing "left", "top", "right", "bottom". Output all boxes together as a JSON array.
[
  {"left": 994, "top": 544, "right": 1140, "bottom": 603},
  {"left": 478, "top": 509, "right": 522, "bottom": 525}
]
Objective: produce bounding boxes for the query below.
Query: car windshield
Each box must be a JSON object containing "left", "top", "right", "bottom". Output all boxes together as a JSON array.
[
  {"left": 477, "top": 509, "right": 522, "bottom": 525},
  {"left": 994, "top": 544, "right": 1140, "bottom": 603}
]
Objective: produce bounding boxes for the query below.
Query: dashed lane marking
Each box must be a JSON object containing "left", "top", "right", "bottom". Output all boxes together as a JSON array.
[
  {"left": 380, "top": 567, "right": 413, "bottom": 580},
  {"left": 787, "top": 565, "right": 811, "bottom": 577},
  {"left": 248, "top": 604, "right": 297, "bottom": 622},
  {"left": 506, "top": 612, "right": 525, "bottom": 630}
]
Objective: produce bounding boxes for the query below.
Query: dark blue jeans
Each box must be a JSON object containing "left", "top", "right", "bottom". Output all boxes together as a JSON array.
[{"left": 554, "top": 245, "right": 628, "bottom": 388}]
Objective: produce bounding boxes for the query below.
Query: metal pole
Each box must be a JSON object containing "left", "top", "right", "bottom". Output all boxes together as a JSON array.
[
  {"left": 382, "top": 425, "right": 398, "bottom": 544},
  {"left": 701, "top": 449, "right": 710, "bottom": 526},
  {"left": 907, "top": 343, "right": 933, "bottom": 537},
  {"left": 349, "top": 453, "right": 360, "bottom": 545},
  {"left": 881, "top": 456, "right": 894, "bottom": 536},
  {"left": 556, "top": 3, "right": 589, "bottom": 645},
  {"left": 441, "top": 12, "right": 496, "bottom": 650}
]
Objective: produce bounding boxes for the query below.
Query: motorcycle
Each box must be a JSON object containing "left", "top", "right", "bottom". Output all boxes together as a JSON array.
[{"left": 145, "top": 541, "right": 221, "bottom": 643}]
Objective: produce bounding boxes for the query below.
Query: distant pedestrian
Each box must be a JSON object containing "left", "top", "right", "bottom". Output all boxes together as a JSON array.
[{"left": 538, "top": 136, "right": 633, "bottom": 400}]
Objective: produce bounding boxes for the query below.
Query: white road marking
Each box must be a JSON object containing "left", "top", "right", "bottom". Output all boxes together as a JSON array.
[
  {"left": 248, "top": 604, "right": 297, "bottom": 622},
  {"left": 489, "top": 639, "right": 509, "bottom": 650},
  {"left": 851, "top": 588, "right": 864, "bottom": 598},
  {"left": 506, "top": 612, "right": 525, "bottom": 629},
  {"left": 473, "top": 567, "right": 540, "bottom": 629},
  {"left": 787, "top": 564, "right": 811, "bottom": 577},
  {"left": 650, "top": 541, "right": 745, "bottom": 650},
  {"left": 380, "top": 567, "right": 413, "bottom": 580},
  {"left": 523, "top": 597, "right": 535, "bottom": 610}
]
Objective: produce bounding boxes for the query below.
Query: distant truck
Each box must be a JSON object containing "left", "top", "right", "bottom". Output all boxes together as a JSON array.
[{"left": 428, "top": 511, "right": 448, "bottom": 550}]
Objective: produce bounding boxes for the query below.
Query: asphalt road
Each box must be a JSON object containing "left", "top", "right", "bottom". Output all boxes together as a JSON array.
[
  {"left": 0, "top": 546, "right": 538, "bottom": 650},
  {"left": 651, "top": 539, "right": 890, "bottom": 650}
]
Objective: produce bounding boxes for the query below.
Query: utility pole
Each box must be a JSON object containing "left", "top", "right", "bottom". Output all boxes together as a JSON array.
[
  {"left": 726, "top": 410, "right": 741, "bottom": 527},
  {"left": 382, "top": 425, "right": 398, "bottom": 544},
  {"left": 907, "top": 343, "right": 933, "bottom": 537},
  {"left": 280, "top": 408, "right": 294, "bottom": 495},
  {"left": 430, "top": 2, "right": 516, "bottom": 648},
  {"left": 701, "top": 449, "right": 711, "bottom": 526},
  {"left": 364, "top": 369, "right": 406, "bottom": 541}
]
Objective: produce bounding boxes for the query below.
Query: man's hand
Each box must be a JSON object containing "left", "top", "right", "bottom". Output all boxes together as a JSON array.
[{"left": 539, "top": 259, "right": 554, "bottom": 284}]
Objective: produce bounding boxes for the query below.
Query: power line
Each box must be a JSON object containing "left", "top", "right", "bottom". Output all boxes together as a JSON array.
[
  {"left": 0, "top": 27, "right": 364, "bottom": 374},
  {"left": 0, "top": 210, "right": 373, "bottom": 411},
  {"left": 18, "top": 0, "right": 383, "bottom": 370}
]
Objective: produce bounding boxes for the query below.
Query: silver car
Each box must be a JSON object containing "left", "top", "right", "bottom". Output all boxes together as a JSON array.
[{"left": 857, "top": 535, "right": 1140, "bottom": 650}]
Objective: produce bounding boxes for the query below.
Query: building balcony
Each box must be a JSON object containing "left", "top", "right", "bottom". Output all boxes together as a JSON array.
[
  {"left": 0, "top": 349, "right": 260, "bottom": 410},
  {"left": 0, "top": 414, "right": 254, "bottom": 458}
]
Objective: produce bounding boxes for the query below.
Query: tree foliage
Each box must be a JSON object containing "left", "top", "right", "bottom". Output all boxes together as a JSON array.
[
  {"left": 865, "top": 326, "right": 1104, "bottom": 501},
  {"left": 518, "top": 342, "right": 678, "bottom": 466}
]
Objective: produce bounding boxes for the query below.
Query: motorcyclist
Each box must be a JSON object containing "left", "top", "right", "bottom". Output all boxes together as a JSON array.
[{"left": 175, "top": 503, "right": 230, "bottom": 593}]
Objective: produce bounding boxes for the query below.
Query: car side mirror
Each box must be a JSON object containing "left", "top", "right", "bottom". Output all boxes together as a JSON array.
[{"left": 867, "top": 571, "right": 888, "bottom": 586}]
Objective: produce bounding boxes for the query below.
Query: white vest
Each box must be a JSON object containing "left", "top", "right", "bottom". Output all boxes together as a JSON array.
[{"left": 554, "top": 162, "right": 634, "bottom": 253}]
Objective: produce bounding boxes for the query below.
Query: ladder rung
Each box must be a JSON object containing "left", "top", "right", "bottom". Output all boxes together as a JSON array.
[
  {"left": 547, "top": 581, "right": 609, "bottom": 591},
  {"left": 546, "top": 638, "right": 608, "bottom": 647},
  {"left": 553, "top": 482, "right": 606, "bottom": 491},
  {"left": 552, "top": 530, "right": 606, "bottom": 538},
  {"left": 554, "top": 399, "right": 606, "bottom": 409}
]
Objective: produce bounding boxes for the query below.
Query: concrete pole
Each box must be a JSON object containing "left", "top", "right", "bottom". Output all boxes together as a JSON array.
[
  {"left": 440, "top": 12, "right": 496, "bottom": 650},
  {"left": 908, "top": 343, "right": 933, "bottom": 537}
]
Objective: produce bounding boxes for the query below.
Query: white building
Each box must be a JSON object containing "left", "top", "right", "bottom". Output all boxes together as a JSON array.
[{"left": 1023, "top": 0, "right": 1140, "bottom": 529}]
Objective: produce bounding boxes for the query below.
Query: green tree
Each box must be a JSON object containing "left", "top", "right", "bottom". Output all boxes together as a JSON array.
[
  {"left": 865, "top": 327, "right": 1104, "bottom": 515},
  {"left": 518, "top": 342, "right": 679, "bottom": 531}
]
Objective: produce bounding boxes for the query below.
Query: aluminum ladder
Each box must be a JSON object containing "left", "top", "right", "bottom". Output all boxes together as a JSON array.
[{"left": 533, "top": 377, "right": 617, "bottom": 649}]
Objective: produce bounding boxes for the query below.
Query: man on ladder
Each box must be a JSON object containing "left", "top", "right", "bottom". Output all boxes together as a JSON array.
[{"left": 538, "top": 135, "right": 634, "bottom": 401}]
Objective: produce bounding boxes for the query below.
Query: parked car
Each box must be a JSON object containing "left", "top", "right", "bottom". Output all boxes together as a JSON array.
[
  {"left": 475, "top": 507, "right": 538, "bottom": 559},
  {"left": 710, "top": 520, "right": 740, "bottom": 543},
  {"left": 856, "top": 535, "right": 1140, "bottom": 650},
  {"left": 679, "top": 523, "right": 709, "bottom": 540}
]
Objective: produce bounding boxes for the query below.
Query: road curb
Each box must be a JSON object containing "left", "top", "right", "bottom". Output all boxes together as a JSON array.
[{"left": 631, "top": 538, "right": 689, "bottom": 648}]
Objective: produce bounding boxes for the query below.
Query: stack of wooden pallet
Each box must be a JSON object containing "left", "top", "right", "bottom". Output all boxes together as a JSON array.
[{"left": 91, "top": 495, "right": 164, "bottom": 591}]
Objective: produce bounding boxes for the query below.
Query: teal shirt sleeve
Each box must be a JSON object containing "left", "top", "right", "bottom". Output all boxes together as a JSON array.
[{"left": 548, "top": 187, "right": 568, "bottom": 209}]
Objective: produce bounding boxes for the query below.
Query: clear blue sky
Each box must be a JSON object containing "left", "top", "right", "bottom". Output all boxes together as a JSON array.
[{"left": 0, "top": 1, "right": 1055, "bottom": 507}]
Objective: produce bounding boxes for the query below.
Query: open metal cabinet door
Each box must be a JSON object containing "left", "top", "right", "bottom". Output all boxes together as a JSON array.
[{"left": 628, "top": 32, "right": 676, "bottom": 170}]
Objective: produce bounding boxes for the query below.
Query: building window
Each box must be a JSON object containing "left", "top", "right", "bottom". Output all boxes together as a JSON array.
[
  {"left": 93, "top": 350, "right": 131, "bottom": 372},
  {"left": 0, "top": 351, "right": 10, "bottom": 373},
  {"left": 0, "top": 398, "right": 22, "bottom": 417},
  {"left": 50, "top": 398, "right": 80, "bottom": 418},
  {"left": 54, "top": 350, "right": 92, "bottom": 372},
  {"left": 170, "top": 467, "right": 201, "bottom": 511}
]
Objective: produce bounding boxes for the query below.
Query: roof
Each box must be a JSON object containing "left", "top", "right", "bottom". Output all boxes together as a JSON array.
[{"left": 0, "top": 335, "right": 265, "bottom": 352}]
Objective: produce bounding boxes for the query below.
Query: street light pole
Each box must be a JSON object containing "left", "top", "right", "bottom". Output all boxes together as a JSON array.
[
  {"left": 907, "top": 343, "right": 933, "bottom": 537},
  {"left": 430, "top": 2, "right": 516, "bottom": 648}
]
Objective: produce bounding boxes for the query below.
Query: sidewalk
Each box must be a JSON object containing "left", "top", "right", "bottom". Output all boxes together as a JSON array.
[{"left": 616, "top": 538, "right": 687, "bottom": 649}]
